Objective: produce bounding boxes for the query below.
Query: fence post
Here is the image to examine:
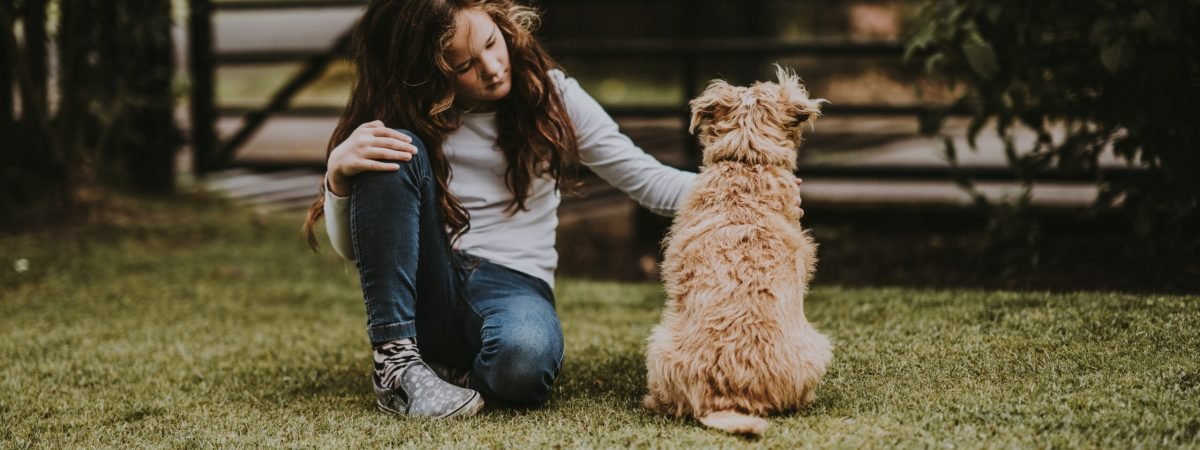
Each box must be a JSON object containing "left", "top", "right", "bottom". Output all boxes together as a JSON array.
[
  {"left": 189, "top": 0, "right": 216, "bottom": 176},
  {"left": 630, "top": 0, "right": 702, "bottom": 280},
  {"left": 680, "top": 0, "right": 700, "bottom": 168},
  {"left": 22, "top": 0, "right": 46, "bottom": 118}
]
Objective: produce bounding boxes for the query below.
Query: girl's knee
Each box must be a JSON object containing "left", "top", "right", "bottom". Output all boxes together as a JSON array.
[
  {"left": 393, "top": 128, "right": 426, "bottom": 152},
  {"left": 478, "top": 335, "right": 562, "bottom": 406},
  {"left": 352, "top": 129, "right": 430, "bottom": 190}
]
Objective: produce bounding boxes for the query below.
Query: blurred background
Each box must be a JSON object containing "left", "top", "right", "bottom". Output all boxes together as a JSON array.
[{"left": 3, "top": 0, "right": 1198, "bottom": 292}]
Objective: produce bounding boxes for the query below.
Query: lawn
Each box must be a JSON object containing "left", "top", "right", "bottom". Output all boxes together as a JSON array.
[{"left": 2, "top": 192, "right": 1197, "bottom": 448}]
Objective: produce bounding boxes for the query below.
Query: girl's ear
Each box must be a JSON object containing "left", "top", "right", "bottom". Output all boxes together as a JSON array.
[{"left": 688, "top": 80, "right": 735, "bottom": 135}]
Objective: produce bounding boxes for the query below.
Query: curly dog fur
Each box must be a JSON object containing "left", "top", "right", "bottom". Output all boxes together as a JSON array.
[{"left": 644, "top": 66, "right": 833, "bottom": 436}]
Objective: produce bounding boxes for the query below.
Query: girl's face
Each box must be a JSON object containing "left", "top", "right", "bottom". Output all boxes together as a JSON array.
[{"left": 447, "top": 8, "right": 512, "bottom": 110}]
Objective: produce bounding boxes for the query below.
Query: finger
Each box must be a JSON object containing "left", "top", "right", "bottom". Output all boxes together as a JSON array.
[
  {"left": 795, "top": 178, "right": 804, "bottom": 185},
  {"left": 371, "top": 137, "right": 418, "bottom": 153},
  {"left": 372, "top": 127, "right": 413, "bottom": 143},
  {"left": 361, "top": 120, "right": 385, "bottom": 129},
  {"left": 366, "top": 148, "right": 414, "bottom": 161},
  {"left": 798, "top": 208, "right": 806, "bottom": 219},
  {"left": 361, "top": 160, "right": 402, "bottom": 172}
]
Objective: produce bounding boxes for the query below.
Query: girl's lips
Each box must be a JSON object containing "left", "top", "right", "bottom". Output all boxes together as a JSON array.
[{"left": 486, "top": 72, "right": 507, "bottom": 90}]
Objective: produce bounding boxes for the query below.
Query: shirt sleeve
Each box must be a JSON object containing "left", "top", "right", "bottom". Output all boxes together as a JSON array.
[
  {"left": 323, "top": 174, "right": 356, "bottom": 261},
  {"left": 551, "top": 70, "right": 697, "bottom": 217}
]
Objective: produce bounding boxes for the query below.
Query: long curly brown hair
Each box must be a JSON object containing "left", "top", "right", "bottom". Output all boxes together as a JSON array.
[{"left": 303, "top": 0, "right": 578, "bottom": 250}]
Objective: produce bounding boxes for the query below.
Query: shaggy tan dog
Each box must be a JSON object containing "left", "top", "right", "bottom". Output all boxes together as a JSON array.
[{"left": 644, "top": 67, "right": 833, "bottom": 436}]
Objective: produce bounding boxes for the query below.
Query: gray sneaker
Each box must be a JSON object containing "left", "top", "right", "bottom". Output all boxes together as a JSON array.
[
  {"left": 373, "top": 360, "right": 484, "bottom": 418},
  {"left": 426, "top": 360, "right": 471, "bottom": 388}
]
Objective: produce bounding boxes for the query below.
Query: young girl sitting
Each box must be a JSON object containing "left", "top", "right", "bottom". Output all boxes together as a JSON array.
[{"left": 303, "top": 0, "right": 800, "bottom": 418}]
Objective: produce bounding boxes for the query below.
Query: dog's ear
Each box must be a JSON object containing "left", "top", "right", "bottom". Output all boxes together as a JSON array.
[
  {"left": 773, "top": 65, "right": 826, "bottom": 126},
  {"left": 689, "top": 79, "right": 736, "bottom": 135}
]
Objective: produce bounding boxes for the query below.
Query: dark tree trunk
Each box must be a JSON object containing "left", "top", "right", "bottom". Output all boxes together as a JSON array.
[
  {"left": 21, "top": 0, "right": 46, "bottom": 118},
  {"left": 56, "top": 0, "right": 99, "bottom": 172},
  {"left": 58, "top": 0, "right": 180, "bottom": 192},
  {"left": 0, "top": 0, "right": 70, "bottom": 225},
  {"left": 114, "top": 0, "right": 180, "bottom": 192},
  {"left": 0, "top": 1, "right": 11, "bottom": 126}
]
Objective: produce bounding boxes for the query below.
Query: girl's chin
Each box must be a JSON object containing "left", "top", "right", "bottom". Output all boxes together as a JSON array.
[{"left": 484, "top": 81, "right": 511, "bottom": 99}]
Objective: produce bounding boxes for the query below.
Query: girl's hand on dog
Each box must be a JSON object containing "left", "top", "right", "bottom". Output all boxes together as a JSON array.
[
  {"left": 795, "top": 178, "right": 805, "bottom": 220},
  {"left": 326, "top": 120, "right": 420, "bottom": 196}
]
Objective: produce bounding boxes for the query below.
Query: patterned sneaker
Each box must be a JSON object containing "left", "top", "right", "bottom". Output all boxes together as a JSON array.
[
  {"left": 373, "top": 342, "right": 484, "bottom": 418},
  {"left": 426, "top": 360, "right": 471, "bottom": 388}
]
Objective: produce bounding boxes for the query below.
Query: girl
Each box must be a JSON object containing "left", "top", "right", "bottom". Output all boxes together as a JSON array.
[{"left": 303, "top": 0, "right": 800, "bottom": 418}]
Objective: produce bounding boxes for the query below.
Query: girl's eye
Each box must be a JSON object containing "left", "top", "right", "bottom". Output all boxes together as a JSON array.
[{"left": 455, "top": 64, "right": 471, "bottom": 74}]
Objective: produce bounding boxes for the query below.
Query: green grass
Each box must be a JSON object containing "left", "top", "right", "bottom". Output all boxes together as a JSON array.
[{"left": 2, "top": 192, "right": 1198, "bottom": 448}]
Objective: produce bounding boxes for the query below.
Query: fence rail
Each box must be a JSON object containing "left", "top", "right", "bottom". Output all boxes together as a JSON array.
[{"left": 227, "top": 158, "right": 1142, "bottom": 185}]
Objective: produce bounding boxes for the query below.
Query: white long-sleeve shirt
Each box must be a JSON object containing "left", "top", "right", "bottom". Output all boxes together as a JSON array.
[{"left": 324, "top": 69, "right": 697, "bottom": 287}]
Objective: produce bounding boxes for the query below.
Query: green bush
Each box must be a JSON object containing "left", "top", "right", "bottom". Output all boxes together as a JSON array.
[{"left": 905, "top": 0, "right": 1200, "bottom": 264}]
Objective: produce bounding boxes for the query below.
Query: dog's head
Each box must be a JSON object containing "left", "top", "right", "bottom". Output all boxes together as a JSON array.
[{"left": 689, "top": 66, "right": 825, "bottom": 170}]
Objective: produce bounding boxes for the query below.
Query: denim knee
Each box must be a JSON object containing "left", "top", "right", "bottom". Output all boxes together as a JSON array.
[
  {"left": 477, "top": 327, "right": 563, "bottom": 406},
  {"left": 352, "top": 129, "right": 429, "bottom": 190}
]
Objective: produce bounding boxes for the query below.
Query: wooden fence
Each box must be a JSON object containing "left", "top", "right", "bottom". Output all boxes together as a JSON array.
[{"left": 187, "top": 0, "right": 1140, "bottom": 184}]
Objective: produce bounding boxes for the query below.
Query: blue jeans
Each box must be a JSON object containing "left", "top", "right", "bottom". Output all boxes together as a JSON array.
[{"left": 348, "top": 129, "right": 563, "bottom": 407}]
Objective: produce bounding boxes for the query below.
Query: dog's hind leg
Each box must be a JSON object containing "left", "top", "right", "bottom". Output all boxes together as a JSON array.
[{"left": 643, "top": 394, "right": 665, "bottom": 412}]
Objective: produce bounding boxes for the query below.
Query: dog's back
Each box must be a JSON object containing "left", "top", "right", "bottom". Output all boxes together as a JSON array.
[
  {"left": 646, "top": 161, "right": 830, "bottom": 436},
  {"left": 644, "top": 68, "right": 832, "bottom": 437},
  {"left": 663, "top": 162, "right": 815, "bottom": 302}
]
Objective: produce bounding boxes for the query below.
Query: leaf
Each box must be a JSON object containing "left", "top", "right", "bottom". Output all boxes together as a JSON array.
[
  {"left": 1100, "top": 37, "right": 1136, "bottom": 74},
  {"left": 1131, "top": 10, "right": 1155, "bottom": 31},
  {"left": 903, "top": 24, "right": 935, "bottom": 60},
  {"left": 1113, "top": 135, "right": 1141, "bottom": 162},
  {"left": 918, "top": 108, "right": 947, "bottom": 136},
  {"left": 963, "top": 40, "right": 1000, "bottom": 80},
  {"left": 1090, "top": 19, "right": 1112, "bottom": 46},
  {"left": 924, "top": 53, "right": 946, "bottom": 75},
  {"left": 986, "top": 5, "right": 1003, "bottom": 24},
  {"left": 942, "top": 136, "right": 959, "bottom": 164},
  {"left": 1095, "top": 183, "right": 1123, "bottom": 209},
  {"left": 967, "top": 114, "right": 987, "bottom": 148}
]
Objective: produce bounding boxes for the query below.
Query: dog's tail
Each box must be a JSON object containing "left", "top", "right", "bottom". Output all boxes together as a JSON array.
[{"left": 698, "top": 410, "right": 769, "bottom": 436}]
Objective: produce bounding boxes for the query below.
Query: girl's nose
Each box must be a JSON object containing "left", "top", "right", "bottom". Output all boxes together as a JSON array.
[{"left": 480, "top": 55, "right": 504, "bottom": 80}]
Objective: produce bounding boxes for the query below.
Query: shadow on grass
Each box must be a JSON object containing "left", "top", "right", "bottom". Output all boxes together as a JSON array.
[{"left": 557, "top": 351, "right": 647, "bottom": 404}]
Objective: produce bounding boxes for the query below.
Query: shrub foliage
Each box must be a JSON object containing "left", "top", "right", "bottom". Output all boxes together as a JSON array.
[{"left": 905, "top": 0, "right": 1200, "bottom": 261}]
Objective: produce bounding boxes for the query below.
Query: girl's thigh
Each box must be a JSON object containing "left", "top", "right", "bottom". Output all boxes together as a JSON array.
[{"left": 436, "top": 258, "right": 562, "bottom": 371}]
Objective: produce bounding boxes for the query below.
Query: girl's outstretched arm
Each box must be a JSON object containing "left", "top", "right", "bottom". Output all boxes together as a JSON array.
[{"left": 551, "top": 70, "right": 698, "bottom": 217}]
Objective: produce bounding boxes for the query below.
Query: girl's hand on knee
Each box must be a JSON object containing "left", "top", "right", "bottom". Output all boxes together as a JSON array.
[{"left": 327, "top": 121, "right": 420, "bottom": 196}]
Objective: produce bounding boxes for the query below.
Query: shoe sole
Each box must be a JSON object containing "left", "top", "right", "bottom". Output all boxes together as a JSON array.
[{"left": 375, "top": 391, "right": 485, "bottom": 419}]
